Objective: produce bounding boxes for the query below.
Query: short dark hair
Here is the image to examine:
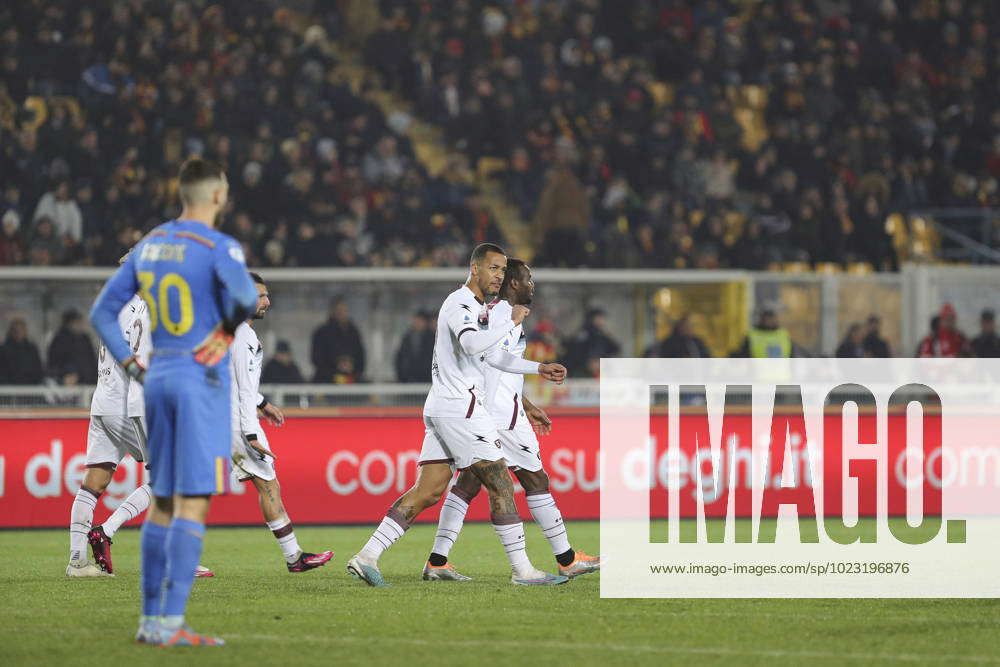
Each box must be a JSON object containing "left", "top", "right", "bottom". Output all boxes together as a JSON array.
[
  {"left": 249, "top": 272, "right": 265, "bottom": 285},
  {"left": 178, "top": 158, "right": 225, "bottom": 204},
  {"left": 470, "top": 242, "right": 505, "bottom": 266},
  {"left": 501, "top": 258, "right": 528, "bottom": 293},
  {"left": 178, "top": 157, "right": 224, "bottom": 186}
]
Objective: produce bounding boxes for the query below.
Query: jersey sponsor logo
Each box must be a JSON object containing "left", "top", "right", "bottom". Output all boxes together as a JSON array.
[{"left": 459, "top": 304, "right": 471, "bottom": 311}]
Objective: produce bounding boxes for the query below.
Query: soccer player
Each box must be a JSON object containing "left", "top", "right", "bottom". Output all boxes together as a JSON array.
[
  {"left": 71, "top": 267, "right": 215, "bottom": 579},
  {"left": 230, "top": 272, "right": 333, "bottom": 572},
  {"left": 90, "top": 158, "right": 257, "bottom": 647},
  {"left": 424, "top": 260, "right": 601, "bottom": 580},
  {"left": 67, "top": 290, "right": 152, "bottom": 577},
  {"left": 346, "top": 243, "right": 570, "bottom": 586}
]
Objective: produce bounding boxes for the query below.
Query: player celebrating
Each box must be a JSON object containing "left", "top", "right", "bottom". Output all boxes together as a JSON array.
[
  {"left": 230, "top": 272, "right": 333, "bottom": 572},
  {"left": 424, "top": 260, "right": 600, "bottom": 580},
  {"left": 90, "top": 158, "right": 257, "bottom": 647},
  {"left": 347, "top": 243, "right": 569, "bottom": 587}
]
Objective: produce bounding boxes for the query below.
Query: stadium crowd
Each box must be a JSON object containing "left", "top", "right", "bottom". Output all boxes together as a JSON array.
[
  {"left": 369, "top": 0, "right": 1000, "bottom": 268},
  {"left": 1, "top": 1, "right": 999, "bottom": 270},
  {"left": 0, "top": 1, "right": 503, "bottom": 269}
]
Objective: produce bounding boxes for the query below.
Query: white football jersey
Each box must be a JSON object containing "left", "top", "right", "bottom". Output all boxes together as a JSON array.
[
  {"left": 126, "top": 298, "right": 150, "bottom": 418},
  {"left": 91, "top": 295, "right": 146, "bottom": 417},
  {"left": 423, "top": 285, "right": 519, "bottom": 418},
  {"left": 230, "top": 322, "right": 265, "bottom": 437},
  {"left": 481, "top": 299, "right": 527, "bottom": 426}
]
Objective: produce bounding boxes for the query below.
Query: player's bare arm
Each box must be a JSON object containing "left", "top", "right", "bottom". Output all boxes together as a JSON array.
[
  {"left": 538, "top": 362, "right": 566, "bottom": 384},
  {"left": 259, "top": 402, "right": 284, "bottom": 426},
  {"left": 245, "top": 434, "right": 276, "bottom": 459},
  {"left": 521, "top": 395, "right": 553, "bottom": 435}
]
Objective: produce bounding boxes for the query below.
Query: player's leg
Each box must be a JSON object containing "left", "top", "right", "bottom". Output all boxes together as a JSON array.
[
  {"left": 101, "top": 483, "right": 152, "bottom": 539},
  {"left": 136, "top": 378, "right": 177, "bottom": 644},
  {"left": 348, "top": 461, "right": 454, "bottom": 586},
  {"left": 468, "top": 457, "right": 566, "bottom": 585},
  {"left": 90, "top": 417, "right": 152, "bottom": 574},
  {"left": 515, "top": 468, "right": 600, "bottom": 577},
  {"left": 250, "top": 475, "right": 333, "bottom": 572},
  {"left": 68, "top": 417, "right": 121, "bottom": 576},
  {"left": 424, "top": 470, "right": 481, "bottom": 580},
  {"left": 102, "top": 417, "right": 151, "bottom": 537},
  {"left": 154, "top": 371, "right": 229, "bottom": 647}
]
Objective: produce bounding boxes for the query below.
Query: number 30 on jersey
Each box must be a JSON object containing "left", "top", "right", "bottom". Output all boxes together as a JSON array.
[{"left": 137, "top": 271, "right": 194, "bottom": 335}]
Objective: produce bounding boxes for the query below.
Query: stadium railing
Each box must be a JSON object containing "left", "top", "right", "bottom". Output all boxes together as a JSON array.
[{"left": 1, "top": 264, "right": 998, "bottom": 387}]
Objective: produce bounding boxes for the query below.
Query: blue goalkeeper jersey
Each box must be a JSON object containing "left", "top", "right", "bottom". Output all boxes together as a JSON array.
[{"left": 90, "top": 220, "right": 257, "bottom": 364}]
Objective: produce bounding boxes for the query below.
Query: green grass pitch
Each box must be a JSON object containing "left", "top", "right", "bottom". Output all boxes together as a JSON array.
[{"left": 3, "top": 521, "right": 999, "bottom": 666}]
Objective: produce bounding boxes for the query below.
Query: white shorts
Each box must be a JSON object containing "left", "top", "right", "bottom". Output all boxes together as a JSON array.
[
  {"left": 419, "top": 414, "right": 505, "bottom": 470},
  {"left": 86, "top": 415, "right": 148, "bottom": 467},
  {"left": 231, "top": 431, "right": 276, "bottom": 482},
  {"left": 496, "top": 421, "right": 543, "bottom": 472}
]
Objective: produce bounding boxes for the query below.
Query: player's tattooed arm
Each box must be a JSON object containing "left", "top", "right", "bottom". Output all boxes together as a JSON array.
[{"left": 471, "top": 460, "right": 517, "bottom": 515}]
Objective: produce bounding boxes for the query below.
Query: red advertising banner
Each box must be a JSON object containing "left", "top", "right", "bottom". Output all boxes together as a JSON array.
[
  {"left": 1, "top": 413, "right": 945, "bottom": 528},
  {"left": 1, "top": 415, "right": 600, "bottom": 529}
]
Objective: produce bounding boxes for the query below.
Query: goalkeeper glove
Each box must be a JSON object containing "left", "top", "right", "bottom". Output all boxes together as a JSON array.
[
  {"left": 193, "top": 324, "right": 235, "bottom": 366},
  {"left": 122, "top": 356, "right": 146, "bottom": 384}
]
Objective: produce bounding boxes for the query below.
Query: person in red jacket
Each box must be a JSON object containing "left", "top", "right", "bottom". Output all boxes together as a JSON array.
[{"left": 916, "top": 304, "right": 970, "bottom": 357}]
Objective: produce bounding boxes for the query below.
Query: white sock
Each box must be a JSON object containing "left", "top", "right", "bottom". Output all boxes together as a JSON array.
[
  {"left": 266, "top": 516, "right": 302, "bottom": 563},
  {"left": 493, "top": 521, "right": 531, "bottom": 574},
  {"left": 103, "top": 484, "right": 151, "bottom": 538},
  {"left": 360, "top": 511, "right": 408, "bottom": 561},
  {"left": 69, "top": 488, "right": 98, "bottom": 562},
  {"left": 526, "top": 493, "right": 571, "bottom": 556},
  {"left": 431, "top": 492, "right": 470, "bottom": 558}
]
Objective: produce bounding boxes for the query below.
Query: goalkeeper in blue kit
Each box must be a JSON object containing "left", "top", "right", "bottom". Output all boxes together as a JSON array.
[{"left": 90, "top": 158, "right": 257, "bottom": 647}]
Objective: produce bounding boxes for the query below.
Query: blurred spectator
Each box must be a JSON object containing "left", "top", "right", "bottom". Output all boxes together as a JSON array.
[
  {"left": 533, "top": 144, "right": 591, "bottom": 268},
  {"left": 645, "top": 316, "right": 711, "bottom": 358},
  {"left": 33, "top": 180, "right": 82, "bottom": 244},
  {"left": 917, "top": 305, "right": 969, "bottom": 358},
  {"left": 0, "top": 318, "right": 44, "bottom": 384},
  {"left": 565, "top": 309, "right": 621, "bottom": 378},
  {"left": 863, "top": 315, "right": 892, "bottom": 358},
  {"left": 28, "top": 216, "right": 63, "bottom": 265},
  {"left": 0, "top": 210, "right": 25, "bottom": 265},
  {"left": 835, "top": 323, "right": 868, "bottom": 358},
  {"left": 971, "top": 309, "right": 1000, "bottom": 358},
  {"left": 46, "top": 309, "right": 97, "bottom": 384},
  {"left": 525, "top": 318, "right": 563, "bottom": 363},
  {"left": 733, "top": 309, "right": 792, "bottom": 358},
  {"left": 395, "top": 309, "right": 435, "bottom": 383},
  {"left": 332, "top": 355, "right": 358, "bottom": 384},
  {"left": 261, "top": 340, "right": 305, "bottom": 384},
  {"left": 311, "top": 299, "right": 366, "bottom": 382}
]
